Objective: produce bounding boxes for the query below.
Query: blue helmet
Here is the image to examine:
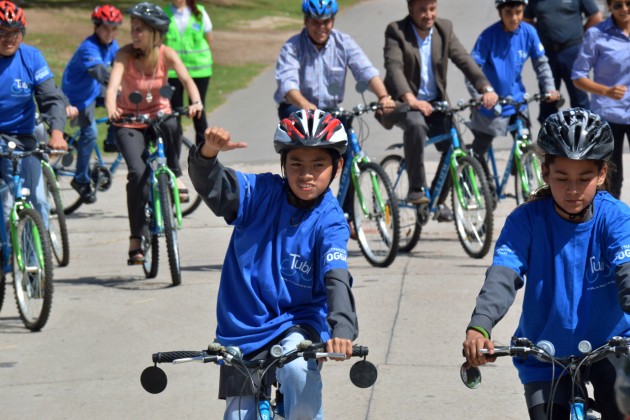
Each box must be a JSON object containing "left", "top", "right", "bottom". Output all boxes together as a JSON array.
[{"left": 302, "top": 0, "right": 338, "bottom": 19}]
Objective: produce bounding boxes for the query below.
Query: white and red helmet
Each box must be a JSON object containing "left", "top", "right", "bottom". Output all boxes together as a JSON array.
[{"left": 274, "top": 109, "right": 347, "bottom": 155}]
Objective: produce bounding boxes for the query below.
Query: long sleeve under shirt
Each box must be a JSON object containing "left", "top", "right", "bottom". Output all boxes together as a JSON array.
[
  {"left": 188, "top": 145, "right": 358, "bottom": 355},
  {"left": 468, "top": 191, "right": 630, "bottom": 384}
]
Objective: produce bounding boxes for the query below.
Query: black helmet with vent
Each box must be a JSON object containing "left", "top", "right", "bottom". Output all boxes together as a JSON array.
[{"left": 537, "top": 108, "right": 613, "bottom": 161}]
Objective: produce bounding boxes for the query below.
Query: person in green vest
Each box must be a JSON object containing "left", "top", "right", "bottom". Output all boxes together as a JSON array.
[{"left": 164, "top": 0, "right": 213, "bottom": 146}]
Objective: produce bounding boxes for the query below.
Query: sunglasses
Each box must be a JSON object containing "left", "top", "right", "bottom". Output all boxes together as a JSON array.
[
  {"left": 612, "top": 1, "right": 630, "bottom": 10},
  {"left": 0, "top": 29, "right": 21, "bottom": 39}
]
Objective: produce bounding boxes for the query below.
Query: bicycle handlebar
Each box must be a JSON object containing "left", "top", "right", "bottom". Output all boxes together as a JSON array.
[
  {"left": 109, "top": 106, "right": 189, "bottom": 126},
  {"left": 152, "top": 341, "right": 369, "bottom": 366},
  {"left": 461, "top": 336, "right": 630, "bottom": 390},
  {"left": 328, "top": 102, "right": 383, "bottom": 119},
  {"left": 466, "top": 92, "right": 563, "bottom": 110}
]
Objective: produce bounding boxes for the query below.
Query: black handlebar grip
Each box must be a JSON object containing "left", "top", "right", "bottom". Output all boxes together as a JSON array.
[
  {"left": 152, "top": 351, "right": 204, "bottom": 364},
  {"left": 352, "top": 346, "right": 369, "bottom": 357}
]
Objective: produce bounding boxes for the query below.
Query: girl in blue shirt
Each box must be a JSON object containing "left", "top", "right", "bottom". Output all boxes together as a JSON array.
[
  {"left": 189, "top": 109, "right": 358, "bottom": 419},
  {"left": 463, "top": 108, "right": 630, "bottom": 419}
]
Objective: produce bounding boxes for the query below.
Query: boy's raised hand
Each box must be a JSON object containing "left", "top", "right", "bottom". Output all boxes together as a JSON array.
[{"left": 200, "top": 126, "right": 248, "bottom": 158}]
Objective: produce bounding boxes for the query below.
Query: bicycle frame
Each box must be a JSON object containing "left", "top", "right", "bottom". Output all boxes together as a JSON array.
[
  {"left": 336, "top": 127, "right": 386, "bottom": 218},
  {"left": 0, "top": 156, "right": 45, "bottom": 274},
  {"left": 486, "top": 112, "right": 542, "bottom": 199},
  {"left": 59, "top": 116, "right": 124, "bottom": 177},
  {"left": 146, "top": 135, "right": 182, "bottom": 233},
  {"left": 429, "top": 127, "right": 482, "bottom": 213}
]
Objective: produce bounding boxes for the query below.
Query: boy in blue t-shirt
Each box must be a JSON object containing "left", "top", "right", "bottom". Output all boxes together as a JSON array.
[
  {"left": 463, "top": 108, "right": 630, "bottom": 419},
  {"left": 61, "top": 5, "right": 122, "bottom": 204},
  {"left": 0, "top": 1, "right": 67, "bottom": 225},
  {"left": 189, "top": 109, "right": 358, "bottom": 419},
  {"left": 466, "top": 0, "right": 559, "bottom": 160}
]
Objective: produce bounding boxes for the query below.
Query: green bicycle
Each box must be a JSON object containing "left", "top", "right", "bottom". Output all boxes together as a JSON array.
[
  {"left": 114, "top": 88, "right": 183, "bottom": 286},
  {"left": 0, "top": 142, "right": 54, "bottom": 330}
]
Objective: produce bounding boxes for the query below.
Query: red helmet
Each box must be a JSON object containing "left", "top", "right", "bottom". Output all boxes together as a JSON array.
[
  {"left": 0, "top": 1, "right": 25, "bottom": 30},
  {"left": 92, "top": 5, "right": 123, "bottom": 26},
  {"left": 274, "top": 109, "right": 348, "bottom": 155}
]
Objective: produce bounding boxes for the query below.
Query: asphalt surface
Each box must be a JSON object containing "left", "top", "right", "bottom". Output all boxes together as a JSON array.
[{"left": 1, "top": 1, "right": 624, "bottom": 419}]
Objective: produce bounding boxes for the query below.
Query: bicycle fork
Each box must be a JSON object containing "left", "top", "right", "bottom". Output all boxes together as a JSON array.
[{"left": 450, "top": 149, "right": 484, "bottom": 210}]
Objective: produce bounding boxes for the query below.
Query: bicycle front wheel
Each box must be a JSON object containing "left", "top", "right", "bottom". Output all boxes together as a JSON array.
[
  {"left": 42, "top": 164, "right": 70, "bottom": 267},
  {"left": 514, "top": 144, "right": 543, "bottom": 205},
  {"left": 142, "top": 203, "right": 159, "bottom": 279},
  {"left": 380, "top": 155, "right": 421, "bottom": 253},
  {"left": 13, "top": 207, "right": 54, "bottom": 331},
  {"left": 451, "top": 155, "right": 494, "bottom": 259},
  {"left": 352, "top": 162, "right": 400, "bottom": 267},
  {"left": 158, "top": 173, "right": 181, "bottom": 286},
  {"left": 179, "top": 137, "right": 202, "bottom": 217}
]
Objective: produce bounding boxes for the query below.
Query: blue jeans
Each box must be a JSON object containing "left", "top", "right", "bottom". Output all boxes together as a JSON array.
[
  {"left": 75, "top": 119, "right": 97, "bottom": 184},
  {"left": 0, "top": 143, "right": 48, "bottom": 229},
  {"left": 223, "top": 331, "right": 324, "bottom": 420}
]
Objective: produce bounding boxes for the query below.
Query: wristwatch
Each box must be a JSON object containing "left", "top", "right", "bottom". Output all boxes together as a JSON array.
[{"left": 483, "top": 86, "right": 495, "bottom": 94}]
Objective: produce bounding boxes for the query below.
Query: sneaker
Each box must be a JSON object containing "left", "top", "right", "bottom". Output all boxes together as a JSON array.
[
  {"left": 103, "top": 142, "right": 119, "bottom": 153},
  {"left": 436, "top": 204, "right": 454, "bottom": 223},
  {"left": 406, "top": 190, "right": 430, "bottom": 205},
  {"left": 71, "top": 179, "right": 97, "bottom": 204}
]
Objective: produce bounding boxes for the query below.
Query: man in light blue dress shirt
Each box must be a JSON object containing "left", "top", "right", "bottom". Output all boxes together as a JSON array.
[{"left": 274, "top": 0, "right": 395, "bottom": 119}]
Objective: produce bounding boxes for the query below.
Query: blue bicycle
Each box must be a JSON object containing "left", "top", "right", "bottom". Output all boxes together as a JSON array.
[
  {"left": 469, "top": 94, "right": 555, "bottom": 206},
  {"left": 49, "top": 118, "right": 201, "bottom": 216},
  {"left": 381, "top": 101, "right": 494, "bottom": 257},
  {"left": 461, "top": 336, "right": 629, "bottom": 419},
  {"left": 141, "top": 341, "right": 375, "bottom": 419}
]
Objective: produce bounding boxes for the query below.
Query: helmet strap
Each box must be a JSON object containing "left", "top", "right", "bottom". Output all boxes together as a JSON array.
[{"left": 552, "top": 198, "right": 594, "bottom": 222}]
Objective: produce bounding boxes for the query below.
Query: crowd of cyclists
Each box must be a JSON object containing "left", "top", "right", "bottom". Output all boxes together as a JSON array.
[{"left": 3, "top": 0, "right": 630, "bottom": 417}]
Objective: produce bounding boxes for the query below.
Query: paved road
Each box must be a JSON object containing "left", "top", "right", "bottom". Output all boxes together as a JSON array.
[{"left": 1, "top": 1, "right": 626, "bottom": 419}]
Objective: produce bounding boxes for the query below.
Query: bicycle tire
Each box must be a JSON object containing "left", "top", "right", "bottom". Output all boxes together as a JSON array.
[
  {"left": 380, "top": 155, "right": 421, "bottom": 253},
  {"left": 143, "top": 205, "right": 159, "bottom": 279},
  {"left": 50, "top": 139, "right": 83, "bottom": 215},
  {"left": 13, "top": 207, "right": 54, "bottom": 331},
  {"left": 352, "top": 161, "right": 400, "bottom": 267},
  {"left": 514, "top": 144, "right": 543, "bottom": 205},
  {"left": 179, "top": 137, "right": 202, "bottom": 217},
  {"left": 42, "top": 164, "right": 70, "bottom": 267},
  {"left": 0, "top": 274, "right": 5, "bottom": 313},
  {"left": 451, "top": 155, "right": 494, "bottom": 259},
  {"left": 158, "top": 172, "right": 181, "bottom": 286}
]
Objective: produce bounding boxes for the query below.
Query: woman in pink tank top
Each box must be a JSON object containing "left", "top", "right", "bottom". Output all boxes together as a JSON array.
[{"left": 105, "top": 2, "right": 203, "bottom": 265}]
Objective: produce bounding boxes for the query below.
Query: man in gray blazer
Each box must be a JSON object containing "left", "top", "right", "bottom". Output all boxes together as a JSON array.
[{"left": 384, "top": 0, "right": 496, "bottom": 216}]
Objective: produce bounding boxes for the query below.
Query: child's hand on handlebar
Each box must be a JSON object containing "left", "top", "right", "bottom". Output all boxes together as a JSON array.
[
  {"left": 325, "top": 337, "right": 353, "bottom": 361},
  {"left": 545, "top": 90, "right": 562, "bottom": 102},
  {"left": 463, "top": 329, "right": 495, "bottom": 367},
  {"left": 200, "top": 126, "right": 248, "bottom": 158},
  {"left": 108, "top": 107, "right": 123, "bottom": 121},
  {"left": 481, "top": 91, "right": 498, "bottom": 109},
  {"left": 188, "top": 102, "right": 204, "bottom": 119},
  {"left": 48, "top": 130, "right": 68, "bottom": 151}
]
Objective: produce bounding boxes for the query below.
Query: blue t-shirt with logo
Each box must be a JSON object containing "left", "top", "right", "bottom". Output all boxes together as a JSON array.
[
  {"left": 62, "top": 34, "right": 118, "bottom": 110},
  {"left": 215, "top": 172, "right": 350, "bottom": 355},
  {"left": 0, "top": 44, "right": 54, "bottom": 135},
  {"left": 493, "top": 191, "right": 630, "bottom": 383},
  {"left": 472, "top": 21, "right": 545, "bottom": 117}
]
